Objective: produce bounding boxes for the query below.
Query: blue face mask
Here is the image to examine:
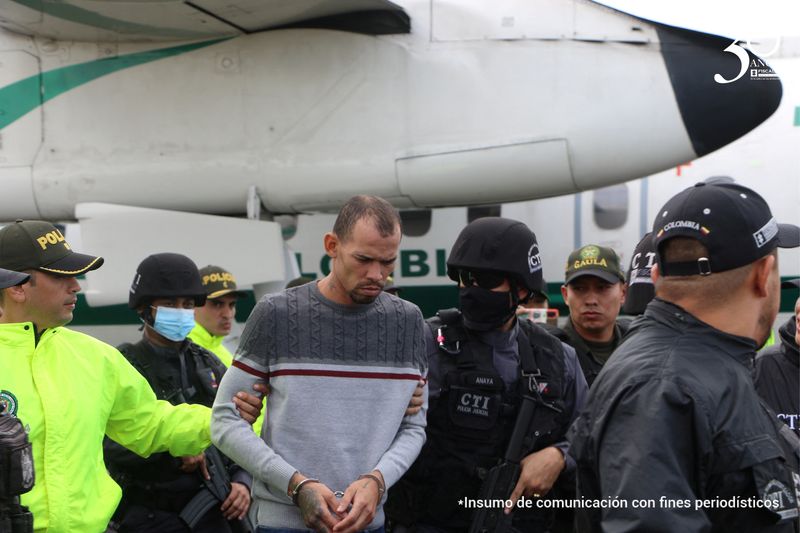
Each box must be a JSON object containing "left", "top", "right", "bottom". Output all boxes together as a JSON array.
[{"left": 151, "top": 306, "right": 196, "bottom": 341}]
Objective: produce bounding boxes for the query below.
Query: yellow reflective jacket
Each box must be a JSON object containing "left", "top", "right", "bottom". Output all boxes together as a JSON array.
[
  {"left": 188, "top": 323, "right": 233, "bottom": 367},
  {"left": 0, "top": 323, "right": 211, "bottom": 533}
]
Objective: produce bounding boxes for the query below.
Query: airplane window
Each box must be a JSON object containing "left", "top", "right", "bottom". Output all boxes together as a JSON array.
[
  {"left": 467, "top": 205, "right": 501, "bottom": 223},
  {"left": 399, "top": 209, "right": 432, "bottom": 237},
  {"left": 593, "top": 184, "right": 628, "bottom": 230}
]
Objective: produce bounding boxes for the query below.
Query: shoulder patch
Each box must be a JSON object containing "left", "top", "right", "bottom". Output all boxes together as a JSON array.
[{"left": 0, "top": 390, "right": 19, "bottom": 416}]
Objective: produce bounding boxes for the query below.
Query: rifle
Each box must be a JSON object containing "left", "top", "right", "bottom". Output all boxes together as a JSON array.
[
  {"left": 468, "top": 389, "right": 562, "bottom": 533},
  {"left": 179, "top": 446, "right": 255, "bottom": 533}
]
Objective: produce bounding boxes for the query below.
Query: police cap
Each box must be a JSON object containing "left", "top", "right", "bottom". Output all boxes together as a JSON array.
[
  {"left": 198, "top": 265, "right": 245, "bottom": 299},
  {"left": 0, "top": 220, "right": 103, "bottom": 276}
]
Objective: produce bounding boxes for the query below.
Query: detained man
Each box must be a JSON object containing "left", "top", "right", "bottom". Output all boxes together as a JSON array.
[{"left": 211, "top": 195, "right": 428, "bottom": 533}]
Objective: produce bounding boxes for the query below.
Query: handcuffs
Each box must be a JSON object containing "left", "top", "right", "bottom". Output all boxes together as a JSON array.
[{"left": 291, "top": 474, "right": 385, "bottom": 508}]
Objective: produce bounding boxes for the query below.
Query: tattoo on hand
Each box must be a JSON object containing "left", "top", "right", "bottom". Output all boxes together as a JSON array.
[{"left": 298, "top": 488, "right": 326, "bottom": 526}]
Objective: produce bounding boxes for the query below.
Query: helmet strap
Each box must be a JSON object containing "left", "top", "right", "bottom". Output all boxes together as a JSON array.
[{"left": 139, "top": 304, "right": 155, "bottom": 330}]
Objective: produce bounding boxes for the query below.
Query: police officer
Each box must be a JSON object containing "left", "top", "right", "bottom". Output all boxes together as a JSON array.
[
  {"left": 388, "top": 217, "right": 588, "bottom": 532},
  {"left": 189, "top": 265, "right": 246, "bottom": 368},
  {"left": 570, "top": 182, "right": 800, "bottom": 531},
  {"left": 190, "top": 265, "right": 266, "bottom": 435},
  {"left": 104, "top": 253, "right": 252, "bottom": 532},
  {"left": 621, "top": 232, "right": 657, "bottom": 316},
  {"left": 754, "top": 278, "right": 800, "bottom": 436},
  {"left": 0, "top": 221, "right": 226, "bottom": 533},
  {"left": 552, "top": 245, "right": 628, "bottom": 388}
]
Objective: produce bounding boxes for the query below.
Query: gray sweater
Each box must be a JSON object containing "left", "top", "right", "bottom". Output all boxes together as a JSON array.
[{"left": 211, "top": 282, "right": 428, "bottom": 529}]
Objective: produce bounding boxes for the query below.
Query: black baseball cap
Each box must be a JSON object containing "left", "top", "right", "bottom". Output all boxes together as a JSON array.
[
  {"left": 623, "top": 233, "right": 657, "bottom": 315},
  {"left": 0, "top": 220, "right": 103, "bottom": 276},
  {"left": 199, "top": 265, "right": 245, "bottom": 299},
  {"left": 564, "top": 244, "right": 625, "bottom": 285},
  {"left": 654, "top": 183, "right": 800, "bottom": 276},
  {"left": 0, "top": 267, "right": 29, "bottom": 289}
]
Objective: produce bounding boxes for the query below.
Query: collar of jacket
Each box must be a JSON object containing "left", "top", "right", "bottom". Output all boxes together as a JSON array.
[
  {"left": 0, "top": 321, "right": 60, "bottom": 349},
  {"left": 563, "top": 317, "right": 622, "bottom": 360},
  {"left": 189, "top": 323, "right": 223, "bottom": 349},
  {"left": 643, "top": 298, "right": 758, "bottom": 367}
]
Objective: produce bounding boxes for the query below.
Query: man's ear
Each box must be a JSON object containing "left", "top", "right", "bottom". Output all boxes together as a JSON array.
[
  {"left": 651, "top": 263, "right": 661, "bottom": 284},
  {"left": 560, "top": 284, "right": 569, "bottom": 305},
  {"left": 323, "top": 232, "right": 339, "bottom": 259},
  {"left": 752, "top": 254, "right": 776, "bottom": 298},
  {"left": 4, "top": 284, "right": 27, "bottom": 304}
]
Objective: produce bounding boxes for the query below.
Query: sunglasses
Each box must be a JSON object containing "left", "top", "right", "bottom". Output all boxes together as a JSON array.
[{"left": 457, "top": 269, "right": 506, "bottom": 290}]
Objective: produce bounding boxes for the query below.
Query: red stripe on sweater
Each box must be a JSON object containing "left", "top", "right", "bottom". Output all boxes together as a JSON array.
[
  {"left": 232, "top": 360, "right": 269, "bottom": 379},
  {"left": 269, "top": 369, "right": 421, "bottom": 380}
]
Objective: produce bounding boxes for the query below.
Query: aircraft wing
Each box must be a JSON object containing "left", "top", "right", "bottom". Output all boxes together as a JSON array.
[
  {"left": 75, "top": 203, "right": 289, "bottom": 306},
  {"left": 0, "top": 0, "right": 410, "bottom": 42}
]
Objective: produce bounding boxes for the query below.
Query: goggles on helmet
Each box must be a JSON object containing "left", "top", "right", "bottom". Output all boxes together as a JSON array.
[{"left": 456, "top": 269, "right": 507, "bottom": 290}]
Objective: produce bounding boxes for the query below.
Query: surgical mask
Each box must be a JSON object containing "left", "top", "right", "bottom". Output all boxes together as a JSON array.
[
  {"left": 151, "top": 306, "right": 196, "bottom": 341},
  {"left": 459, "top": 287, "right": 516, "bottom": 331}
]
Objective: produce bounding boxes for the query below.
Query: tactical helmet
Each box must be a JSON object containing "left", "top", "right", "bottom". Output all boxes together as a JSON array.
[
  {"left": 447, "top": 217, "right": 543, "bottom": 294},
  {"left": 128, "top": 253, "right": 206, "bottom": 309}
]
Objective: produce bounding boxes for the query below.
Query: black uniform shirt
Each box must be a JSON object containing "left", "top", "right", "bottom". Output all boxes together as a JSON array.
[
  {"left": 755, "top": 316, "right": 799, "bottom": 436},
  {"left": 570, "top": 299, "right": 800, "bottom": 532}
]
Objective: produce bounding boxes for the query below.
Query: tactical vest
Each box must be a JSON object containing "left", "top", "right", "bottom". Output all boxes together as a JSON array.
[
  {"left": 387, "top": 309, "right": 569, "bottom": 529},
  {"left": 117, "top": 339, "right": 227, "bottom": 408},
  {"left": 107, "top": 339, "right": 229, "bottom": 510}
]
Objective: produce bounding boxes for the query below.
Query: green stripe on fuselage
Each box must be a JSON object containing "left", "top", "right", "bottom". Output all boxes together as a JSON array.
[{"left": 0, "top": 38, "right": 229, "bottom": 131}]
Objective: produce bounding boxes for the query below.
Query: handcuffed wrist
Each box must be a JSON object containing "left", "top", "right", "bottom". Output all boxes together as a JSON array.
[
  {"left": 358, "top": 473, "right": 385, "bottom": 497},
  {"left": 291, "top": 477, "right": 320, "bottom": 505}
]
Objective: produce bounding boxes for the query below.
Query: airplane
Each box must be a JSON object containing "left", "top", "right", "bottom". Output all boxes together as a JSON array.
[
  {"left": 61, "top": 38, "right": 799, "bottom": 347},
  {"left": 286, "top": 40, "right": 800, "bottom": 319},
  {"left": 0, "top": 0, "right": 784, "bottom": 313}
]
